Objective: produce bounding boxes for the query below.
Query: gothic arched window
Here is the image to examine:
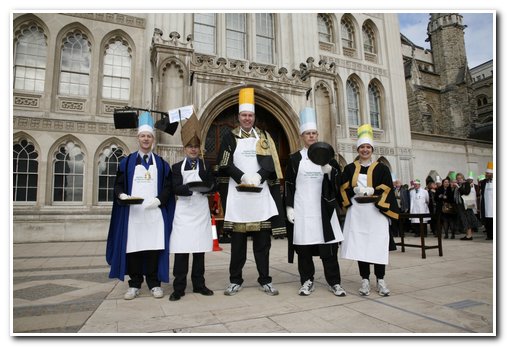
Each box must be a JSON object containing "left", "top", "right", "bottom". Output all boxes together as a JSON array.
[
  {"left": 368, "top": 82, "right": 381, "bottom": 128},
  {"left": 102, "top": 38, "right": 131, "bottom": 100},
  {"left": 53, "top": 141, "right": 85, "bottom": 202},
  {"left": 341, "top": 16, "right": 355, "bottom": 49},
  {"left": 256, "top": 13, "right": 274, "bottom": 64},
  {"left": 13, "top": 139, "right": 39, "bottom": 202},
  {"left": 346, "top": 79, "right": 360, "bottom": 126},
  {"left": 362, "top": 23, "right": 376, "bottom": 54},
  {"left": 226, "top": 13, "right": 247, "bottom": 60},
  {"left": 318, "top": 14, "right": 332, "bottom": 43},
  {"left": 59, "top": 31, "right": 91, "bottom": 96},
  {"left": 14, "top": 24, "right": 47, "bottom": 92},
  {"left": 193, "top": 13, "right": 216, "bottom": 54},
  {"left": 97, "top": 144, "right": 126, "bottom": 202}
]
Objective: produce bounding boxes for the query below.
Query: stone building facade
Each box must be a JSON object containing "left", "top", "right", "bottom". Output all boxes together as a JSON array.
[
  {"left": 401, "top": 13, "right": 493, "bottom": 183},
  {"left": 12, "top": 12, "right": 492, "bottom": 242}
]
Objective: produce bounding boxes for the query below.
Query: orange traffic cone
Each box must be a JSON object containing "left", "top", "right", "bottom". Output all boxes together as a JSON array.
[{"left": 211, "top": 215, "right": 222, "bottom": 251}]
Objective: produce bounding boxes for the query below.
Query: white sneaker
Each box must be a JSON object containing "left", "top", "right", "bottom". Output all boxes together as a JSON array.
[
  {"left": 377, "top": 279, "right": 390, "bottom": 296},
  {"left": 298, "top": 280, "right": 315, "bottom": 296},
  {"left": 260, "top": 282, "right": 279, "bottom": 296},
  {"left": 329, "top": 283, "right": 347, "bottom": 296},
  {"left": 224, "top": 283, "right": 242, "bottom": 296},
  {"left": 359, "top": 279, "right": 370, "bottom": 296},
  {"left": 151, "top": 286, "right": 164, "bottom": 298},
  {"left": 124, "top": 287, "right": 139, "bottom": 300}
]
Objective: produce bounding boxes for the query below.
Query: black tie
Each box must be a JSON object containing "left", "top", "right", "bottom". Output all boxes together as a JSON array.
[
  {"left": 190, "top": 160, "right": 197, "bottom": 170},
  {"left": 241, "top": 129, "right": 250, "bottom": 138},
  {"left": 143, "top": 154, "right": 149, "bottom": 169}
]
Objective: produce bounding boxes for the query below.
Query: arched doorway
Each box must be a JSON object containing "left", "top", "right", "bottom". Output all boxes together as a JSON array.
[{"left": 204, "top": 103, "right": 290, "bottom": 182}]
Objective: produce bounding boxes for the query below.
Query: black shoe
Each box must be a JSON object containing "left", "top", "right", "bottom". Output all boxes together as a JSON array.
[
  {"left": 193, "top": 286, "right": 214, "bottom": 296},
  {"left": 169, "top": 292, "right": 185, "bottom": 301},
  {"left": 460, "top": 236, "right": 473, "bottom": 241}
]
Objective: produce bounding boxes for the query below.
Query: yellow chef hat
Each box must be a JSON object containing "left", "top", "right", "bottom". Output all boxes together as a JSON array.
[
  {"left": 357, "top": 123, "right": 374, "bottom": 148},
  {"left": 486, "top": 161, "right": 493, "bottom": 173},
  {"left": 239, "top": 88, "right": 255, "bottom": 114}
]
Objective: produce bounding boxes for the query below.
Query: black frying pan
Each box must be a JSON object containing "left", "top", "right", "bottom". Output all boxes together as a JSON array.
[{"left": 308, "top": 142, "right": 335, "bottom": 166}]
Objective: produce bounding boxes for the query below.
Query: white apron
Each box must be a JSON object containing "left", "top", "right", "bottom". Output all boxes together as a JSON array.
[
  {"left": 340, "top": 173, "right": 389, "bottom": 264},
  {"left": 484, "top": 181, "right": 493, "bottom": 218},
  {"left": 224, "top": 130, "right": 278, "bottom": 223},
  {"left": 293, "top": 148, "right": 343, "bottom": 245},
  {"left": 170, "top": 158, "right": 213, "bottom": 253},
  {"left": 409, "top": 189, "right": 430, "bottom": 223},
  {"left": 126, "top": 155, "right": 165, "bottom": 253}
]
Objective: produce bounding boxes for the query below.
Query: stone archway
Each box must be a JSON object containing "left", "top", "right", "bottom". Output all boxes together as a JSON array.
[{"left": 198, "top": 85, "right": 301, "bottom": 177}]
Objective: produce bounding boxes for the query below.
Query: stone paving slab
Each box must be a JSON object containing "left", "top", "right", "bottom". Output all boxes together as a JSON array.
[{"left": 11, "top": 234, "right": 495, "bottom": 335}]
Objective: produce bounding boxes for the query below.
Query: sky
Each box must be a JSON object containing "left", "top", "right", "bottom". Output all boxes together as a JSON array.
[{"left": 398, "top": 12, "right": 494, "bottom": 68}]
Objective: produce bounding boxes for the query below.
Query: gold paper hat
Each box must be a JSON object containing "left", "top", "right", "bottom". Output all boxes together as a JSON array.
[
  {"left": 181, "top": 113, "right": 201, "bottom": 147},
  {"left": 486, "top": 161, "right": 493, "bottom": 173},
  {"left": 357, "top": 123, "right": 374, "bottom": 148},
  {"left": 239, "top": 88, "right": 255, "bottom": 113}
]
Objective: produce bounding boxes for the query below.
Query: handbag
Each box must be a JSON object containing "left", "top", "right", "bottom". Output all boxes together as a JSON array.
[
  {"left": 442, "top": 202, "right": 456, "bottom": 214},
  {"left": 461, "top": 193, "right": 477, "bottom": 210}
]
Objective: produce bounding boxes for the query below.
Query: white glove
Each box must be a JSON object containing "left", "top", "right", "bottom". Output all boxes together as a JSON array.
[
  {"left": 119, "top": 193, "right": 130, "bottom": 200},
  {"left": 145, "top": 198, "right": 161, "bottom": 209},
  {"left": 353, "top": 186, "right": 361, "bottom": 195},
  {"left": 286, "top": 206, "right": 295, "bottom": 224},
  {"left": 251, "top": 173, "right": 261, "bottom": 186},
  {"left": 321, "top": 164, "right": 332, "bottom": 176},
  {"left": 364, "top": 187, "right": 375, "bottom": 196},
  {"left": 241, "top": 173, "right": 261, "bottom": 185}
]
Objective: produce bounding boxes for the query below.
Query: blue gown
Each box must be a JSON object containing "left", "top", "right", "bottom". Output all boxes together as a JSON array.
[{"left": 106, "top": 152, "right": 175, "bottom": 282}]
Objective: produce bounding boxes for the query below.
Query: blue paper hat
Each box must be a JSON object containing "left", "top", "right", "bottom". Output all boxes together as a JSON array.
[
  {"left": 138, "top": 112, "right": 154, "bottom": 134},
  {"left": 299, "top": 107, "right": 317, "bottom": 134}
]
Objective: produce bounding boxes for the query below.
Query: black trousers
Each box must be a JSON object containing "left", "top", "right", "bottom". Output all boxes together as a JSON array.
[
  {"left": 229, "top": 230, "right": 271, "bottom": 286},
  {"left": 295, "top": 243, "right": 341, "bottom": 286},
  {"left": 358, "top": 261, "right": 385, "bottom": 280},
  {"left": 172, "top": 253, "right": 206, "bottom": 294},
  {"left": 483, "top": 217, "right": 493, "bottom": 239},
  {"left": 126, "top": 250, "right": 161, "bottom": 289}
]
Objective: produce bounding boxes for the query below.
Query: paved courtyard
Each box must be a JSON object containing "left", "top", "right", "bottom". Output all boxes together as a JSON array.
[{"left": 12, "top": 233, "right": 495, "bottom": 335}]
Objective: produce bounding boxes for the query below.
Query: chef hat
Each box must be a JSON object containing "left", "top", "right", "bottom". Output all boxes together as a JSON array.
[
  {"left": 357, "top": 123, "right": 374, "bottom": 148},
  {"left": 239, "top": 88, "right": 255, "bottom": 114},
  {"left": 299, "top": 107, "right": 318, "bottom": 134},
  {"left": 477, "top": 174, "right": 485, "bottom": 182},
  {"left": 181, "top": 113, "right": 201, "bottom": 147},
  {"left": 467, "top": 171, "right": 475, "bottom": 180},
  {"left": 435, "top": 175, "right": 442, "bottom": 184},
  {"left": 391, "top": 173, "right": 397, "bottom": 182},
  {"left": 138, "top": 112, "right": 154, "bottom": 135},
  {"left": 414, "top": 178, "right": 421, "bottom": 185},
  {"left": 448, "top": 171, "right": 457, "bottom": 181},
  {"left": 486, "top": 161, "right": 493, "bottom": 173}
]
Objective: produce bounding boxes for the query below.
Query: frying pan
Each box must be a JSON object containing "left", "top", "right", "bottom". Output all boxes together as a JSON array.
[{"left": 308, "top": 142, "right": 335, "bottom": 166}]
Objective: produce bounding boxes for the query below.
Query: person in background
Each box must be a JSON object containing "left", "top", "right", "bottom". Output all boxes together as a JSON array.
[
  {"left": 455, "top": 172, "right": 481, "bottom": 240},
  {"left": 106, "top": 112, "right": 175, "bottom": 300},
  {"left": 466, "top": 171, "right": 481, "bottom": 234},
  {"left": 285, "top": 107, "right": 346, "bottom": 297},
  {"left": 409, "top": 179, "right": 430, "bottom": 237},
  {"left": 425, "top": 177, "right": 437, "bottom": 236},
  {"left": 435, "top": 177, "right": 455, "bottom": 239},
  {"left": 217, "top": 87, "right": 286, "bottom": 296},
  {"left": 340, "top": 124, "right": 399, "bottom": 297},
  {"left": 479, "top": 162, "right": 494, "bottom": 240},
  {"left": 169, "top": 113, "right": 215, "bottom": 301}
]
